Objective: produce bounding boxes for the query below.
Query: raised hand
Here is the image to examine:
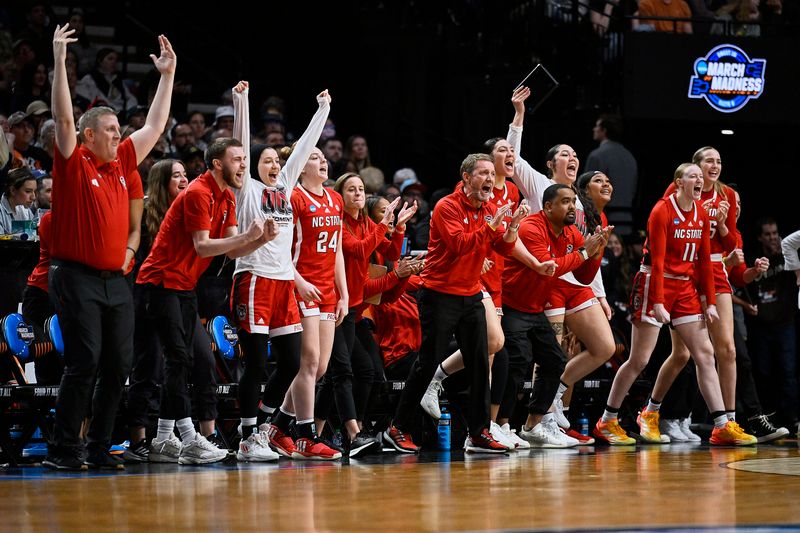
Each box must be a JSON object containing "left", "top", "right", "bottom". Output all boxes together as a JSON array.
[
  {"left": 150, "top": 34, "right": 176, "bottom": 76},
  {"left": 395, "top": 200, "right": 418, "bottom": 231},
  {"left": 715, "top": 200, "right": 730, "bottom": 223},
  {"left": 511, "top": 86, "right": 531, "bottom": 114},
  {"left": 233, "top": 81, "right": 249, "bottom": 94},
  {"left": 53, "top": 24, "right": 78, "bottom": 63},
  {"left": 317, "top": 89, "right": 331, "bottom": 105},
  {"left": 510, "top": 199, "right": 530, "bottom": 226},
  {"left": 489, "top": 204, "right": 511, "bottom": 230},
  {"left": 381, "top": 196, "right": 402, "bottom": 227},
  {"left": 584, "top": 232, "right": 605, "bottom": 257}
]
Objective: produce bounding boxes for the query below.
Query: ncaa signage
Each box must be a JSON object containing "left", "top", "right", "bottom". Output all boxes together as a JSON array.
[{"left": 688, "top": 44, "right": 766, "bottom": 113}]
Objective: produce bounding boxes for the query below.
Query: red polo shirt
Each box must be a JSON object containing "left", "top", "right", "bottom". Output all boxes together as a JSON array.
[
  {"left": 27, "top": 211, "right": 51, "bottom": 292},
  {"left": 50, "top": 138, "right": 142, "bottom": 271},
  {"left": 137, "top": 170, "right": 237, "bottom": 291},
  {"left": 503, "top": 211, "right": 600, "bottom": 314}
]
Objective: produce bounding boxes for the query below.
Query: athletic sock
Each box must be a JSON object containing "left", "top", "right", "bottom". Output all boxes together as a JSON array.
[
  {"left": 602, "top": 406, "right": 619, "bottom": 422},
  {"left": 296, "top": 420, "right": 315, "bottom": 440},
  {"left": 712, "top": 411, "right": 728, "bottom": 429},
  {"left": 726, "top": 411, "right": 736, "bottom": 421},
  {"left": 241, "top": 416, "right": 257, "bottom": 438},
  {"left": 554, "top": 381, "right": 568, "bottom": 402},
  {"left": 646, "top": 398, "right": 662, "bottom": 413},
  {"left": 176, "top": 417, "right": 197, "bottom": 442},
  {"left": 272, "top": 408, "right": 295, "bottom": 432},
  {"left": 156, "top": 419, "right": 175, "bottom": 442},
  {"left": 432, "top": 364, "right": 449, "bottom": 383},
  {"left": 257, "top": 404, "right": 276, "bottom": 426}
]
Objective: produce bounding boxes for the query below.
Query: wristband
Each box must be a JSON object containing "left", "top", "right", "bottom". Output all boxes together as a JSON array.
[
  {"left": 578, "top": 247, "right": 589, "bottom": 261},
  {"left": 126, "top": 246, "right": 137, "bottom": 255},
  {"left": 508, "top": 224, "right": 520, "bottom": 232}
]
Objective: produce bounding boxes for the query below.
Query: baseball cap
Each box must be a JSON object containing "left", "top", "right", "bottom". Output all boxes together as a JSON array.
[
  {"left": 400, "top": 178, "right": 427, "bottom": 195},
  {"left": 8, "top": 111, "right": 31, "bottom": 128},
  {"left": 26, "top": 100, "right": 51, "bottom": 117}
]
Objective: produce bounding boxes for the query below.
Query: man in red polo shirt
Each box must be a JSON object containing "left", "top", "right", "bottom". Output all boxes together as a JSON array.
[
  {"left": 137, "top": 137, "right": 276, "bottom": 465},
  {"left": 384, "top": 153, "right": 529, "bottom": 454},
  {"left": 44, "top": 24, "right": 176, "bottom": 471},
  {"left": 500, "top": 184, "right": 609, "bottom": 447}
]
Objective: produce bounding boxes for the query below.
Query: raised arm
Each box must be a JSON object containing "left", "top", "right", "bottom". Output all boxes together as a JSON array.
[
  {"left": 280, "top": 90, "right": 331, "bottom": 190},
  {"left": 232, "top": 81, "right": 252, "bottom": 196},
  {"left": 506, "top": 88, "right": 550, "bottom": 213},
  {"left": 51, "top": 24, "right": 78, "bottom": 158},
  {"left": 130, "top": 35, "right": 176, "bottom": 165}
]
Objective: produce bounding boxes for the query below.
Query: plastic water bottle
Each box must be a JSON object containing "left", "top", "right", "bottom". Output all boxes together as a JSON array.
[
  {"left": 578, "top": 414, "right": 590, "bottom": 436},
  {"left": 438, "top": 408, "right": 451, "bottom": 450}
]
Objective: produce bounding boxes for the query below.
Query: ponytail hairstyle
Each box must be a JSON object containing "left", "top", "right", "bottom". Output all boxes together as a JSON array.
[
  {"left": 691, "top": 146, "right": 726, "bottom": 201},
  {"left": 544, "top": 144, "right": 563, "bottom": 179}
]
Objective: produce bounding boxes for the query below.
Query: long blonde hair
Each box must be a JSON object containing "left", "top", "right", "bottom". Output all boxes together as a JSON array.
[{"left": 692, "top": 146, "right": 727, "bottom": 201}]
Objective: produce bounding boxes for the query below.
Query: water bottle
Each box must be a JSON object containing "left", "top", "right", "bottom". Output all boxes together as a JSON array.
[
  {"left": 438, "top": 408, "right": 451, "bottom": 450},
  {"left": 578, "top": 414, "right": 590, "bottom": 436}
]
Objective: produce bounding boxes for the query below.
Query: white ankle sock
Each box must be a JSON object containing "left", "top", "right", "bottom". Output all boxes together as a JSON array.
[
  {"left": 156, "top": 419, "right": 175, "bottom": 442},
  {"left": 176, "top": 417, "right": 197, "bottom": 442},
  {"left": 432, "top": 364, "right": 448, "bottom": 383}
]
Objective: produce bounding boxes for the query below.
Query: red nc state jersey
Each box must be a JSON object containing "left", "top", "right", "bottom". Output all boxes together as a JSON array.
[
  {"left": 644, "top": 194, "right": 714, "bottom": 303},
  {"left": 663, "top": 183, "right": 738, "bottom": 255},
  {"left": 292, "top": 184, "right": 344, "bottom": 297},
  {"left": 482, "top": 181, "right": 520, "bottom": 295}
]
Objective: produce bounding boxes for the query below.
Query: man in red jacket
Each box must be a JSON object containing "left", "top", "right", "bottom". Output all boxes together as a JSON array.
[
  {"left": 501, "top": 183, "right": 609, "bottom": 447},
  {"left": 384, "top": 153, "right": 529, "bottom": 454}
]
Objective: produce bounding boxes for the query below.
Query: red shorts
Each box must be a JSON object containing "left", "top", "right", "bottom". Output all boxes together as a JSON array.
[
  {"left": 295, "top": 284, "right": 337, "bottom": 321},
  {"left": 710, "top": 254, "right": 732, "bottom": 295},
  {"left": 544, "top": 278, "right": 599, "bottom": 317},
  {"left": 231, "top": 273, "right": 303, "bottom": 336},
  {"left": 630, "top": 268, "right": 703, "bottom": 328},
  {"left": 481, "top": 286, "right": 503, "bottom": 316}
]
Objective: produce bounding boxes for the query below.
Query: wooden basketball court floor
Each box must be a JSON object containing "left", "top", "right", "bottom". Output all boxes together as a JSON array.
[{"left": 2, "top": 440, "right": 800, "bottom": 532}]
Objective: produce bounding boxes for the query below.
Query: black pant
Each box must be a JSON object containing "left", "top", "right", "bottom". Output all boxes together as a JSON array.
[
  {"left": 143, "top": 285, "right": 198, "bottom": 421},
  {"left": 733, "top": 316, "right": 762, "bottom": 418},
  {"left": 49, "top": 261, "right": 134, "bottom": 452},
  {"left": 238, "top": 329, "right": 301, "bottom": 418},
  {"left": 491, "top": 347, "right": 509, "bottom": 406},
  {"left": 21, "top": 284, "right": 63, "bottom": 385},
  {"left": 128, "top": 284, "right": 218, "bottom": 429},
  {"left": 499, "top": 306, "right": 567, "bottom": 418},
  {"left": 394, "top": 289, "right": 490, "bottom": 435},
  {"left": 315, "top": 310, "right": 363, "bottom": 423},
  {"left": 354, "top": 317, "right": 385, "bottom": 421},
  {"left": 385, "top": 353, "right": 418, "bottom": 381}
]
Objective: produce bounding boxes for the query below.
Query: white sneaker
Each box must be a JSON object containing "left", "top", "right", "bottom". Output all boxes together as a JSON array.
[
  {"left": 237, "top": 430, "right": 279, "bottom": 462},
  {"left": 490, "top": 420, "right": 516, "bottom": 450},
  {"left": 420, "top": 380, "right": 443, "bottom": 419},
  {"left": 552, "top": 399, "right": 570, "bottom": 429},
  {"left": 179, "top": 434, "right": 229, "bottom": 465},
  {"left": 660, "top": 418, "right": 688, "bottom": 442},
  {"left": 501, "top": 423, "right": 531, "bottom": 449},
  {"left": 149, "top": 435, "right": 182, "bottom": 463},
  {"left": 679, "top": 417, "right": 702, "bottom": 442},
  {"left": 520, "top": 417, "right": 578, "bottom": 448}
]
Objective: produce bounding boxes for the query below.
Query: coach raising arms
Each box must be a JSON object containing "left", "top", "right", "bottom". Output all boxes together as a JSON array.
[{"left": 44, "top": 24, "right": 176, "bottom": 470}]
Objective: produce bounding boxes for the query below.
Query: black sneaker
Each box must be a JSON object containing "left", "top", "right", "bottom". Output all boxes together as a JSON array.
[
  {"left": 206, "top": 431, "right": 232, "bottom": 454},
  {"left": 43, "top": 452, "right": 88, "bottom": 471},
  {"left": 123, "top": 439, "right": 150, "bottom": 463},
  {"left": 747, "top": 414, "right": 790, "bottom": 443},
  {"left": 85, "top": 447, "right": 125, "bottom": 470},
  {"left": 317, "top": 436, "right": 344, "bottom": 454},
  {"left": 347, "top": 432, "right": 382, "bottom": 458}
]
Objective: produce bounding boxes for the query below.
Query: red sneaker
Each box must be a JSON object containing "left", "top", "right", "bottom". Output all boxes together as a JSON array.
[
  {"left": 263, "top": 423, "right": 296, "bottom": 457},
  {"left": 465, "top": 428, "right": 508, "bottom": 454},
  {"left": 292, "top": 437, "right": 342, "bottom": 460},
  {"left": 564, "top": 427, "right": 596, "bottom": 445},
  {"left": 383, "top": 426, "right": 420, "bottom": 454}
]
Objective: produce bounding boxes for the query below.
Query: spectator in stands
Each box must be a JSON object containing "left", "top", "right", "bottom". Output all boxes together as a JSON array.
[
  {"left": 43, "top": 25, "right": 175, "bottom": 471},
  {"left": 66, "top": 8, "right": 95, "bottom": 75},
  {"left": 213, "top": 105, "right": 234, "bottom": 133},
  {"left": 170, "top": 122, "right": 194, "bottom": 154},
  {"left": 265, "top": 129, "right": 285, "bottom": 148},
  {"left": 0, "top": 166, "right": 36, "bottom": 233},
  {"left": 399, "top": 177, "right": 430, "bottom": 253},
  {"left": 76, "top": 48, "right": 139, "bottom": 118},
  {"left": 320, "top": 118, "right": 337, "bottom": 142},
  {"left": 32, "top": 169, "right": 51, "bottom": 220},
  {"left": 360, "top": 166, "right": 385, "bottom": 196},
  {"left": 181, "top": 145, "right": 206, "bottom": 181},
  {"left": 745, "top": 218, "right": 798, "bottom": 431},
  {"left": 378, "top": 182, "right": 400, "bottom": 202},
  {"left": 713, "top": 0, "right": 761, "bottom": 36},
  {"left": 26, "top": 99, "right": 50, "bottom": 141},
  {"left": 585, "top": 114, "right": 638, "bottom": 236},
  {"left": 633, "top": 0, "right": 694, "bottom": 33},
  {"left": 10, "top": 61, "right": 50, "bottom": 112},
  {"left": 14, "top": 3, "right": 52, "bottom": 67},
  {"left": 187, "top": 110, "right": 209, "bottom": 150},
  {"left": 343, "top": 134, "right": 371, "bottom": 173},
  {"left": 8, "top": 110, "right": 51, "bottom": 171},
  {"left": 320, "top": 136, "right": 343, "bottom": 176}
]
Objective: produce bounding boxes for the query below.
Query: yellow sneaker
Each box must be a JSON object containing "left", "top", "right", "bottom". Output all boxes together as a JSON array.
[
  {"left": 594, "top": 418, "right": 636, "bottom": 445},
  {"left": 637, "top": 410, "right": 670, "bottom": 443},
  {"left": 710, "top": 421, "right": 757, "bottom": 446}
]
